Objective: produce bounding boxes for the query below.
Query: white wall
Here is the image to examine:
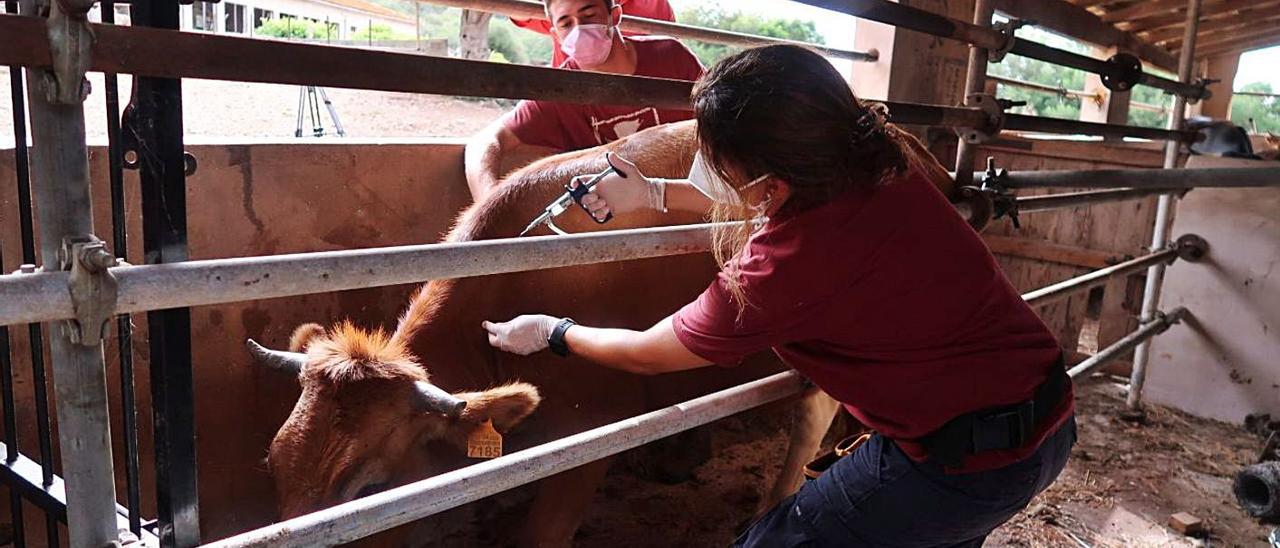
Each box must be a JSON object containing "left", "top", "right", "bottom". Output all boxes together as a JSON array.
[
  {"left": 177, "top": 0, "right": 415, "bottom": 40},
  {"left": 1144, "top": 155, "right": 1280, "bottom": 423}
]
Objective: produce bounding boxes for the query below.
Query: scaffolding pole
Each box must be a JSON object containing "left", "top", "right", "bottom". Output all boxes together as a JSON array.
[
  {"left": 18, "top": 0, "right": 122, "bottom": 545},
  {"left": 1001, "top": 166, "right": 1280, "bottom": 190},
  {"left": 0, "top": 224, "right": 719, "bottom": 327},
  {"left": 789, "top": 0, "right": 1206, "bottom": 99},
  {"left": 1128, "top": 0, "right": 1202, "bottom": 412},
  {"left": 1069, "top": 308, "right": 1189, "bottom": 379},
  {"left": 953, "top": 0, "right": 995, "bottom": 188}
]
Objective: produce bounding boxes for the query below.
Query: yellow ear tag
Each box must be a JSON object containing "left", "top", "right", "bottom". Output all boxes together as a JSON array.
[{"left": 467, "top": 420, "right": 503, "bottom": 459}]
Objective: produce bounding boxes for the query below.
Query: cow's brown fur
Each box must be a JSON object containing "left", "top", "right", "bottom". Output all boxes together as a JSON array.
[{"left": 262, "top": 120, "right": 956, "bottom": 546}]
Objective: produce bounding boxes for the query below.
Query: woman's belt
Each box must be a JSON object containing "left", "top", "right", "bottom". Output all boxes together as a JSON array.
[{"left": 916, "top": 357, "right": 1070, "bottom": 467}]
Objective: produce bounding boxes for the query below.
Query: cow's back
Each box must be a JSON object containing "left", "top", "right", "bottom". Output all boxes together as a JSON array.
[{"left": 403, "top": 120, "right": 954, "bottom": 446}]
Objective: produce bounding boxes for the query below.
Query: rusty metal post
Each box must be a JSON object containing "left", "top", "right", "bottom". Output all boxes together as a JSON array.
[
  {"left": 1127, "top": 0, "right": 1203, "bottom": 412},
  {"left": 954, "top": 0, "right": 997, "bottom": 187},
  {"left": 18, "top": 0, "right": 123, "bottom": 545}
]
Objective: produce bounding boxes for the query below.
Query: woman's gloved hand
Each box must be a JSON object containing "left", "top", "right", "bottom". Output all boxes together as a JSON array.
[
  {"left": 571, "top": 152, "right": 666, "bottom": 222},
  {"left": 482, "top": 315, "right": 561, "bottom": 355}
]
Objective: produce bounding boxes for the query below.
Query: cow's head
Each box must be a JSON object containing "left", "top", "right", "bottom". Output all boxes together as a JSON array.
[{"left": 250, "top": 322, "right": 540, "bottom": 518}]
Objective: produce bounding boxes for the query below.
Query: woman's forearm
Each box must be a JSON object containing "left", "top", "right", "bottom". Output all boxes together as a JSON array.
[
  {"left": 564, "top": 317, "right": 711, "bottom": 375},
  {"left": 661, "top": 180, "right": 714, "bottom": 215}
]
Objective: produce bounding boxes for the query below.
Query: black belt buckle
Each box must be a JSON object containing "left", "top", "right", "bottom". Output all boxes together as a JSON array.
[{"left": 972, "top": 401, "right": 1035, "bottom": 453}]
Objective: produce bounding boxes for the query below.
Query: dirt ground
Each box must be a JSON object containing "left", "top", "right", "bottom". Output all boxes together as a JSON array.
[{"left": 563, "top": 379, "right": 1273, "bottom": 547}]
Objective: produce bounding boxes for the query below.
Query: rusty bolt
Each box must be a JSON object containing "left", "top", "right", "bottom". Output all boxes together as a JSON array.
[{"left": 82, "top": 246, "right": 116, "bottom": 272}]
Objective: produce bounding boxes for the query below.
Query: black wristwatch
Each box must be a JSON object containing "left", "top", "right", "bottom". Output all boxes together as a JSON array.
[{"left": 548, "top": 318, "right": 577, "bottom": 357}]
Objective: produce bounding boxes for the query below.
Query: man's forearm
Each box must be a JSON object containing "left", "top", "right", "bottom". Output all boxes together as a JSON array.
[{"left": 464, "top": 136, "right": 504, "bottom": 201}]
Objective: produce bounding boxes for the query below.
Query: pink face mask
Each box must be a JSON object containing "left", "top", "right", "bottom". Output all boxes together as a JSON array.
[{"left": 560, "top": 24, "right": 614, "bottom": 66}]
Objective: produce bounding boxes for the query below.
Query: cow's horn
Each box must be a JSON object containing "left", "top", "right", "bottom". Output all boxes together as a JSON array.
[
  {"left": 413, "top": 381, "right": 467, "bottom": 418},
  {"left": 246, "top": 339, "right": 306, "bottom": 375}
]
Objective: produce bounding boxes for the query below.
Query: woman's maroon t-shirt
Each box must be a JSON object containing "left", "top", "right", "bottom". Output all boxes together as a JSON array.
[{"left": 672, "top": 170, "right": 1073, "bottom": 473}]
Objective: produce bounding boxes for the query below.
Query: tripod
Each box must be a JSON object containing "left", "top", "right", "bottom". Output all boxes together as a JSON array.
[{"left": 295, "top": 86, "right": 346, "bottom": 137}]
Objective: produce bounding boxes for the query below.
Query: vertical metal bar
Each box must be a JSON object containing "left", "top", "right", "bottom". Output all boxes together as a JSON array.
[
  {"left": 100, "top": 0, "right": 143, "bottom": 537},
  {"left": 6, "top": 1, "right": 58, "bottom": 544},
  {"left": 1127, "top": 0, "right": 1202, "bottom": 411},
  {"left": 125, "top": 1, "right": 201, "bottom": 545},
  {"left": 953, "top": 0, "right": 995, "bottom": 187},
  {"left": 19, "top": 0, "right": 122, "bottom": 544},
  {"left": 0, "top": 250, "right": 23, "bottom": 548},
  {"left": 0, "top": 87, "right": 24, "bottom": 532}
]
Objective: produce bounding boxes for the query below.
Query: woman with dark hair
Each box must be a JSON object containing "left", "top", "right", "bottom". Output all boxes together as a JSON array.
[{"left": 484, "top": 45, "right": 1075, "bottom": 547}]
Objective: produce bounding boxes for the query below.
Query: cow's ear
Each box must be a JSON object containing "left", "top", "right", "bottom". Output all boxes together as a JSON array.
[
  {"left": 288, "top": 323, "right": 327, "bottom": 352},
  {"left": 454, "top": 382, "right": 541, "bottom": 432}
]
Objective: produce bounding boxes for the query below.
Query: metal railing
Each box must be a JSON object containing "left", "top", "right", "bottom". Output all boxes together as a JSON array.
[
  {"left": 787, "top": 0, "right": 1208, "bottom": 100},
  {"left": 0, "top": 0, "right": 1243, "bottom": 545},
  {"left": 191, "top": 230, "right": 1208, "bottom": 546},
  {"left": 0, "top": 13, "right": 1205, "bottom": 144}
]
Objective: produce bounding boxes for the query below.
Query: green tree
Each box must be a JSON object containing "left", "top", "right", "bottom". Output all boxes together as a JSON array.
[
  {"left": 488, "top": 22, "right": 530, "bottom": 64},
  {"left": 255, "top": 17, "right": 329, "bottom": 39},
  {"left": 1231, "top": 82, "right": 1280, "bottom": 134},
  {"left": 676, "top": 6, "right": 825, "bottom": 67}
]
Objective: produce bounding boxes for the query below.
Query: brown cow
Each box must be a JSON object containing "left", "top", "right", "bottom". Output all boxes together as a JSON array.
[{"left": 250, "top": 120, "right": 954, "bottom": 546}]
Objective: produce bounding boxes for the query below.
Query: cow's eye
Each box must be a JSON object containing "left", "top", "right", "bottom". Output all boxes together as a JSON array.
[{"left": 355, "top": 482, "right": 389, "bottom": 499}]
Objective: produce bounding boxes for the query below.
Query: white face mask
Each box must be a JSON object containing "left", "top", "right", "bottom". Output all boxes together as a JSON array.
[{"left": 688, "top": 151, "right": 770, "bottom": 205}]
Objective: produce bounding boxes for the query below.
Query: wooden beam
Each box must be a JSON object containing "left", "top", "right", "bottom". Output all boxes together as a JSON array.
[
  {"left": 1167, "top": 24, "right": 1280, "bottom": 54},
  {"left": 983, "top": 234, "right": 1124, "bottom": 269},
  {"left": 1145, "top": 6, "right": 1280, "bottom": 44},
  {"left": 1102, "top": 0, "right": 1185, "bottom": 24},
  {"left": 1194, "top": 24, "right": 1280, "bottom": 51},
  {"left": 1120, "top": 0, "right": 1280, "bottom": 33},
  {"left": 1197, "top": 34, "right": 1280, "bottom": 58},
  {"left": 1072, "top": 0, "right": 1129, "bottom": 9},
  {"left": 992, "top": 0, "right": 1178, "bottom": 71}
]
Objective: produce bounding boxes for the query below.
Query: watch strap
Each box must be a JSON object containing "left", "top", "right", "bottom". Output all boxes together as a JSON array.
[{"left": 548, "top": 318, "right": 577, "bottom": 357}]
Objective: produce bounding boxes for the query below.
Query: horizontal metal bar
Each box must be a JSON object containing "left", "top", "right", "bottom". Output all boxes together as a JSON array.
[
  {"left": 203, "top": 370, "right": 808, "bottom": 548},
  {"left": 1067, "top": 307, "right": 1187, "bottom": 378},
  {"left": 1007, "top": 37, "right": 1202, "bottom": 100},
  {"left": 790, "top": 0, "right": 1204, "bottom": 99},
  {"left": 1003, "top": 166, "right": 1280, "bottom": 190},
  {"left": 424, "top": 0, "right": 876, "bottom": 61},
  {"left": 883, "top": 100, "right": 990, "bottom": 129},
  {"left": 990, "top": 74, "right": 1081, "bottom": 98},
  {"left": 0, "top": 14, "right": 696, "bottom": 110},
  {"left": 0, "top": 14, "right": 980, "bottom": 126},
  {"left": 1233, "top": 90, "right": 1280, "bottom": 99},
  {"left": 0, "top": 224, "right": 717, "bottom": 327},
  {"left": 1016, "top": 188, "right": 1175, "bottom": 213},
  {"left": 0, "top": 443, "right": 159, "bottom": 545},
  {"left": 1023, "top": 247, "right": 1178, "bottom": 308},
  {"left": 1004, "top": 113, "right": 1198, "bottom": 142},
  {"left": 791, "top": 0, "right": 1006, "bottom": 50}
]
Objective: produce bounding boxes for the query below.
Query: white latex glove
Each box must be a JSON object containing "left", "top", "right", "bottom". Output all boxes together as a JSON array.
[
  {"left": 571, "top": 152, "right": 666, "bottom": 222},
  {"left": 482, "top": 315, "right": 560, "bottom": 355}
]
